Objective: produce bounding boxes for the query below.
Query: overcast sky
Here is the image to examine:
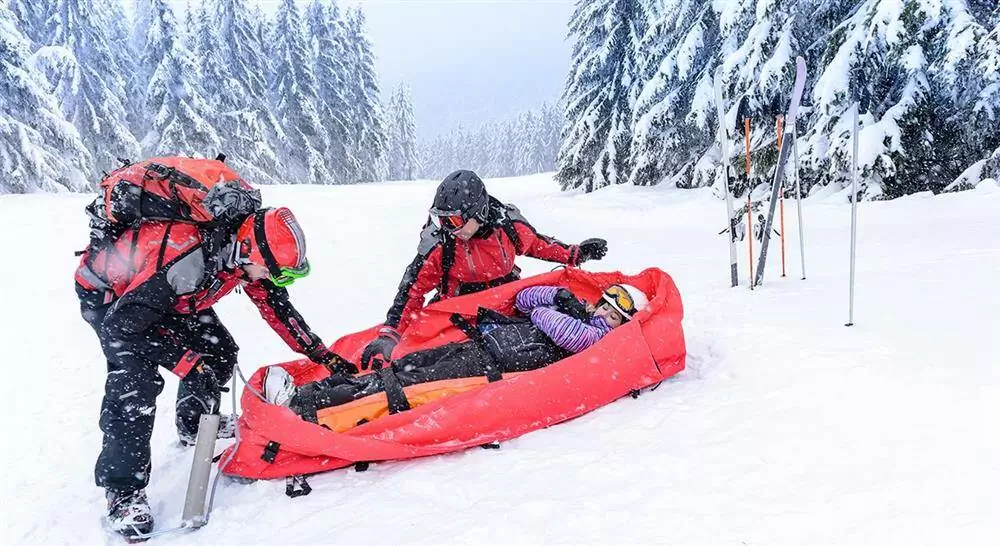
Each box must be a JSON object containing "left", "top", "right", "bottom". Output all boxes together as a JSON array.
[{"left": 167, "top": 0, "right": 574, "bottom": 140}]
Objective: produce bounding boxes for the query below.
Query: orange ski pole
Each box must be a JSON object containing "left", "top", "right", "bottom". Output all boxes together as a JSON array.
[
  {"left": 777, "top": 115, "right": 787, "bottom": 277},
  {"left": 745, "top": 117, "right": 753, "bottom": 290}
]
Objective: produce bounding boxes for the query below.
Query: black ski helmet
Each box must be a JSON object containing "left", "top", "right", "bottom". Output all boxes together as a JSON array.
[{"left": 429, "top": 170, "right": 490, "bottom": 223}]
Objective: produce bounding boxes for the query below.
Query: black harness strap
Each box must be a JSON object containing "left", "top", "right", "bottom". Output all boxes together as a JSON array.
[
  {"left": 252, "top": 210, "right": 282, "bottom": 277},
  {"left": 377, "top": 367, "right": 411, "bottom": 414},
  {"left": 449, "top": 314, "right": 503, "bottom": 383},
  {"left": 456, "top": 269, "right": 520, "bottom": 297}
]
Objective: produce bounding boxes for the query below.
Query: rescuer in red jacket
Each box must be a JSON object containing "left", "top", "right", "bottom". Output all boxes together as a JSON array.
[
  {"left": 360, "top": 170, "right": 608, "bottom": 369},
  {"left": 75, "top": 207, "right": 349, "bottom": 538}
]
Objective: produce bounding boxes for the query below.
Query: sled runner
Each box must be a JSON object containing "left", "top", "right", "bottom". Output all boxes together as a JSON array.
[{"left": 220, "top": 267, "right": 685, "bottom": 480}]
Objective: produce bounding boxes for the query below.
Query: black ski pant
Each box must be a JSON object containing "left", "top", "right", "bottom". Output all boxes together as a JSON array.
[
  {"left": 78, "top": 287, "right": 238, "bottom": 492},
  {"left": 293, "top": 341, "right": 494, "bottom": 419}
]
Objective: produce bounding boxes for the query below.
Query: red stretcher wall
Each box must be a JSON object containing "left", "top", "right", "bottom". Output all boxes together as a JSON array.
[{"left": 220, "top": 267, "right": 686, "bottom": 480}]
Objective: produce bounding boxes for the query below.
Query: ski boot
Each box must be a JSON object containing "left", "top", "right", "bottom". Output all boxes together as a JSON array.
[
  {"left": 105, "top": 488, "right": 154, "bottom": 542},
  {"left": 263, "top": 367, "right": 297, "bottom": 407}
]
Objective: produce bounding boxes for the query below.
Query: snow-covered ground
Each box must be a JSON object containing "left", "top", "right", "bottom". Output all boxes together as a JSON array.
[{"left": 3, "top": 174, "right": 998, "bottom": 545}]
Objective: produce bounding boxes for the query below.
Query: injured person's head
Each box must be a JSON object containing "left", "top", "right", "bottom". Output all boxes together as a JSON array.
[{"left": 589, "top": 284, "right": 649, "bottom": 328}]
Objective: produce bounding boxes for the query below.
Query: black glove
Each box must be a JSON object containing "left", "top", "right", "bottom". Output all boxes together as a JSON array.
[
  {"left": 577, "top": 238, "right": 607, "bottom": 263},
  {"left": 308, "top": 346, "right": 358, "bottom": 375},
  {"left": 361, "top": 327, "right": 400, "bottom": 371},
  {"left": 553, "top": 288, "right": 590, "bottom": 321}
]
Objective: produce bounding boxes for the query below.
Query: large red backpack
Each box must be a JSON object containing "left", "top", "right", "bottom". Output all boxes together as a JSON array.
[{"left": 84, "top": 155, "right": 262, "bottom": 249}]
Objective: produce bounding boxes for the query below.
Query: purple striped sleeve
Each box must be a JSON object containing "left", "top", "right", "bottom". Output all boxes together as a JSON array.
[
  {"left": 529, "top": 306, "right": 612, "bottom": 353},
  {"left": 515, "top": 286, "right": 560, "bottom": 314}
]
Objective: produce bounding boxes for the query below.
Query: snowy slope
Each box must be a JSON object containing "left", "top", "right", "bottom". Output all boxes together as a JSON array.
[{"left": 2, "top": 174, "right": 998, "bottom": 545}]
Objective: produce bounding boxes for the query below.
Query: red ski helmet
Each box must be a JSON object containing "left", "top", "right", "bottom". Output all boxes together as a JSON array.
[{"left": 236, "top": 207, "right": 309, "bottom": 285}]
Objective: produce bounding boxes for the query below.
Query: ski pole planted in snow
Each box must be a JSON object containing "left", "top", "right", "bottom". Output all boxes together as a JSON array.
[
  {"left": 714, "top": 66, "right": 739, "bottom": 288},
  {"left": 737, "top": 96, "right": 753, "bottom": 290},
  {"left": 793, "top": 126, "right": 806, "bottom": 279},
  {"left": 777, "top": 115, "right": 787, "bottom": 278},
  {"left": 847, "top": 102, "right": 859, "bottom": 327},
  {"left": 844, "top": 89, "right": 871, "bottom": 326},
  {"left": 847, "top": 70, "right": 871, "bottom": 327}
]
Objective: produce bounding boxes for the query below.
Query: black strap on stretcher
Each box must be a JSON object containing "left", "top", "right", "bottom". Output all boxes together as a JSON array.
[
  {"left": 449, "top": 314, "right": 503, "bottom": 383},
  {"left": 377, "top": 367, "right": 411, "bottom": 414}
]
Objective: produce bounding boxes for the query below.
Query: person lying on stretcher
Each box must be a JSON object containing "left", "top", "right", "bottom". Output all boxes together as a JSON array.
[{"left": 263, "top": 283, "right": 650, "bottom": 421}]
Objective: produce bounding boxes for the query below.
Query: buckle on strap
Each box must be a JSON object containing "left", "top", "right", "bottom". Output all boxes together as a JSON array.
[
  {"left": 377, "top": 367, "right": 411, "bottom": 414},
  {"left": 261, "top": 440, "right": 280, "bottom": 464}
]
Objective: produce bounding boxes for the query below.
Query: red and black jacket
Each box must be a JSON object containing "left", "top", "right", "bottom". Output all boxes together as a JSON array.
[
  {"left": 385, "top": 198, "right": 581, "bottom": 332},
  {"left": 75, "top": 221, "right": 326, "bottom": 378}
]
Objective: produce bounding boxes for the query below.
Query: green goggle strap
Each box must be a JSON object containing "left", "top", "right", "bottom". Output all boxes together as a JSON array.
[{"left": 271, "top": 262, "right": 311, "bottom": 287}]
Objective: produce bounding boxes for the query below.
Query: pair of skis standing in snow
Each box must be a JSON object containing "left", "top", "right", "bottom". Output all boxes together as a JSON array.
[
  {"left": 73, "top": 161, "right": 614, "bottom": 541},
  {"left": 715, "top": 57, "right": 808, "bottom": 289}
]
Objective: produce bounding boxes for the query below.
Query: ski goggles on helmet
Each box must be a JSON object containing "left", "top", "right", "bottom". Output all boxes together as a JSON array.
[
  {"left": 270, "top": 261, "right": 311, "bottom": 288},
  {"left": 428, "top": 208, "right": 467, "bottom": 231},
  {"left": 600, "top": 285, "right": 636, "bottom": 321}
]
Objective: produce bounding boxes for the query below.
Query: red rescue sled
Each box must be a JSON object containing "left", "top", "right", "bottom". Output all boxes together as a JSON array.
[{"left": 220, "top": 267, "right": 685, "bottom": 480}]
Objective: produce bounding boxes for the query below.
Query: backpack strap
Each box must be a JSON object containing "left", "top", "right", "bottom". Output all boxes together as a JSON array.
[
  {"left": 438, "top": 235, "right": 456, "bottom": 299},
  {"left": 155, "top": 223, "right": 174, "bottom": 270},
  {"left": 500, "top": 218, "right": 521, "bottom": 253}
]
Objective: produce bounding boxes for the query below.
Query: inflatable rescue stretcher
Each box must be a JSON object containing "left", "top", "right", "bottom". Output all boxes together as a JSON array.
[{"left": 220, "top": 267, "right": 685, "bottom": 480}]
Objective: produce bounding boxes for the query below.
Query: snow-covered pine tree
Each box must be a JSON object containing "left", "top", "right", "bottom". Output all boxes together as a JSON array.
[
  {"left": 95, "top": 0, "right": 139, "bottom": 140},
  {"left": 195, "top": 4, "right": 236, "bottom": 148},
  {"left": 139, "top": 0, "right": 220, "bottom": 156},
  {"left": 270, "top": 0, "right": 330, "bottom": 184},
  {"left": 496, "top": 119, "right": 518, "bottom": 177},
  {"left": 435, "top": 133, "right": 455, "bottom": 178},
  {"left": 44, "top": 0, "right": 140, "bottom": 179},
  {"left": 964, "top": 3, "right": 1000, "bottom": 186},
  {"left": 130, "top": 0, "right": 154, "bottom": 66},
  {"left": 7, "top": 0, "right": 47, "bottom": 49},
  {"left": 887, "top": 0, "right": 986, "bottom": 197},
  {"left": 307, "top": 0, "right": 355, "bottom": 183},
  {"left": 183, "top": 0, "right": 196, "bottom": 44},
  {"left": 537, "top": 102, "right": 563, "bottom": 172},
  {"left": 557, "top": 0, "right": 654, "bottom": 192},
  {"left": 418, "top": 136, "right": 446, "bottom": 179},
  {"left": 386, "top": 83, "right": 419, "bottom": 180},
  {"left": 342, "top": 7, "right": 387, "bottom": 183},
  {"left": 0, "top": 3, "right": 91, "bottom": 192},
  {"left": 471, "top": 122, "right": 494, "bottom": 177},
  {"left": 801, "top": 0, "right": 988, "bottom": 198},
  {"left": 216, "top": 0, "right": 283, "bottom": 184},
  {"left": 482, "top": 121, "right": 503, "bottom": 177},
  {"left": 514, "top": 110, "right": 537, "bottom": 175},
  {"left": 630, "top": 0, "right": 718, "bottom": 188}
]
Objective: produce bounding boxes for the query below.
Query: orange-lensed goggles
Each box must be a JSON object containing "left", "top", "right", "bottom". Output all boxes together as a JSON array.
[
  {"left": 429, "top": 212, "right": 466, "bottom": 230},
  {"left": 600, "top": 285, "right": 636, "bottom": 319}
]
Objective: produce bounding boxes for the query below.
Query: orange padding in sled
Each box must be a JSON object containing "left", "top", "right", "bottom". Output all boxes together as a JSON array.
[
  {"left": 220, "top": 267, "right": 685, "bottom": 480},
  {"left": 317, "top": 375, "right": 522, "bottom": 432}
]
